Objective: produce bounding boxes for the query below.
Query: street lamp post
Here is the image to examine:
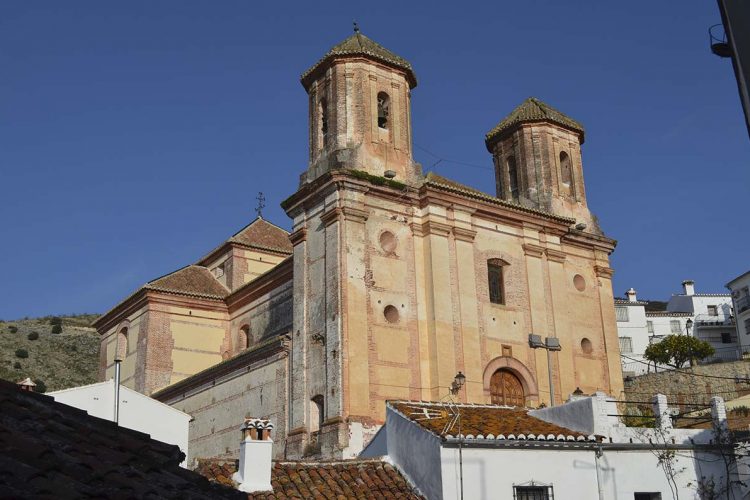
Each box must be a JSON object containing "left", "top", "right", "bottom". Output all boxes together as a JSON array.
[
  {"left": 686, "top": 318, "right": 695, "bottom": 366},
  {"left": 529, "top": 334, "right": 562, "bottom": 406},
  {"left": 449, "top": 372, "right": 466, "bottom": 500}
]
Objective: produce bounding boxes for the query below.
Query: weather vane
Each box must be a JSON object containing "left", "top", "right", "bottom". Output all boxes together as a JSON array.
[
  {"left": 353, "top": 20, "right": 359, "bottom": 33},
  {"left": 255, "top": 192, "right": 265, "bottom": 219}
]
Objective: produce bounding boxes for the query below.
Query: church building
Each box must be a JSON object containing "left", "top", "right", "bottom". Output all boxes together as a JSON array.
[{"left": 93, "top": 30, "right": 623, "bottom": 462}]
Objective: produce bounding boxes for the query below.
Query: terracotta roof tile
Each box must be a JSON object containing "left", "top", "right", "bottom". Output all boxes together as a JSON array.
[
  {"left": 0, "top": 379, "right": 243, "bottom": 499},
  {"left": 228, "top": 218, "right": 292, "bottom": 254},
  {"left": 486, "top": 97, "right": 585, "bottom": 146},
  {"left": 302, "top": 31, "right": 417, "bottom": 89},
  {"left": 421, "top": 172, "right": 575, "bottom": 224},
  {"left": 146, "top": 265, "right": 230, "bottom": 299},
  {"left": 196, "top": 459, "right": 424, "bottom": 499},
  {"left": 390, "top": 401, "right": 595, "bottom": 442}
]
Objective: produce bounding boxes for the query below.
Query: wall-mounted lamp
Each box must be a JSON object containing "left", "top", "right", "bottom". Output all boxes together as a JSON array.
[{"left": 450, "top": 371, "right": 466, "bottom": 395}]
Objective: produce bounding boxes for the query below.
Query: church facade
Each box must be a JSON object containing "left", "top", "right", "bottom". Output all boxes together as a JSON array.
[{"left": 94, "top": 31, "right": 623, "bottom": 462}]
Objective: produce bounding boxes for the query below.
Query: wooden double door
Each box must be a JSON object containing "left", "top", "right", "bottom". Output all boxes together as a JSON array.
[{"left": 490, "top": 369, "right": 525, "bottom": 406}]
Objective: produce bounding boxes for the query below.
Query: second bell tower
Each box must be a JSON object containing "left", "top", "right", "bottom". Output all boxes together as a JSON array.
[{"left": 300, "top": 29, "right": 420, "bottom": 185}]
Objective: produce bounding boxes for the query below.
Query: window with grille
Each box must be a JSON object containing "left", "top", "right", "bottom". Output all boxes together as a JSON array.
[
  {"left": 722, "top": 331, "right": 732, "bottom": 344},
  {"left": 488, "top": 260, "right": 505, "bottom": 305},
  {"left": 615, "top": 306, "right": 629, "bottom": 322},
  {"left": 514, "top": 484, "right": 553, "bottom": 500},
  {"left": 647, "top": 321, "right": 654, "bottom": 333},
  {"left": 619, "top": 337, "right": 633, "bottom": 354},
  {"left": 670, "top": 320, "right": 682, "bottom": 334}
]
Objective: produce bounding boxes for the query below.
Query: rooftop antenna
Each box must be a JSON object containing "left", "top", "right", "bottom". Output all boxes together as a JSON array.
[
  {"left": 255, "top": 192, "right": 265, "bottom": 219},
  {"left": 353, "top": 20, "right": 360, "bottom": 33}
]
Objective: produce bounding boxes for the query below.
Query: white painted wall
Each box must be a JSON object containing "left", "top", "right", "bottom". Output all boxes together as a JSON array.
[
  {"left": 439, "top": 445, "right": 734, "bottom": 500},
  {"left": 728, "top": 271, "right": 750, "bottom": 353},
  {"left": 386, "top": 408, "right": 443, "bottom": 500},
  {"left": 50, "top": 380, "right": 191, "bottom": 466}
]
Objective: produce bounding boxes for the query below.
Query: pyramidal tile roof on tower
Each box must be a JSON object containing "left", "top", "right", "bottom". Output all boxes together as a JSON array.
[
  {"left": 228, "top": 217, "right": 293, "bottom": 254},
  {"left": 301, "top": 31, "right": 417, "bottom": 89},
  {"left": 485, "top": 97, "right": 585, "bottom": 145}
]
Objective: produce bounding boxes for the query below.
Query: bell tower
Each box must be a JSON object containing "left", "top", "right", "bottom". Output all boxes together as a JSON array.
[
  {"left": 300, "top": 28, "right": 420, "bottom": 185},
  {"left": 485, "top": 97, "right": 601, "bottom": 233}
]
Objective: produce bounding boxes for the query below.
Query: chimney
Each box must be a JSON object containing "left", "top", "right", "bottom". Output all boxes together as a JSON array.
[
  {"left": 17, "top": 378, "right": 36, "bottom": 392},
  {"left": 652, "top": 393, "right": 672, "bottom": 430},
  {"left": 232, "top": 418, "right": 274, "bottom": 493},
  {"left": 711, "top": 396, "right": 728, "bottom": 435},
  {"left": 626, "top": 288, "right": 638, "bottom": 302},
  {"left": 682, "top": 280, "right": 695, "bottom": 296}
]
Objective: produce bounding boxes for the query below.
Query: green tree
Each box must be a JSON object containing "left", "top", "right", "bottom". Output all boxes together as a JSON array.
[
  {"left": 33, "top": 379, "right": 47, "bottom": 393},
  {"left": 14, "top": 349, "right": 28, "bottom": 359},
  {"left": 644, "top": 335, "right": 715, "bottom": 368}
]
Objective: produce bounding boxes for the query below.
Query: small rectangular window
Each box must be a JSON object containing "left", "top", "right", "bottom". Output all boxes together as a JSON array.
[
  {"left": 619, "top": 337, "right": 633, "bottom": 354},
  {"left": 615, "top": 306, "right": 629, "bottom": 322},
  {"left": 708, "top": 305, "right": 718, "bottom": 316},
  {"left": 634, "top": 493, "right": 661, "bottom": 500},
  {"left": 744, "top": 318, "right": 750, "bottom": 335},
  {"left": 670, "top": 320, "right": 682, "bottom": 334},
  {"left": 514, "top": 485, "right": 552, "bottom": 500},
  {"left": 647, "top": 321, "right": 654, "bottom": 333},
  {"left": 488, "top": 262, "right": 504, "bottom": 305},
  {"left": 722, "top": 331, "right": 732, "bottom": 344}
]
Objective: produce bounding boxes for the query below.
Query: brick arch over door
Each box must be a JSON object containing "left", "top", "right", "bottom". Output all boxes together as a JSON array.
[{"left": 482, "top": 356, "right": 538, "bottom": 406}]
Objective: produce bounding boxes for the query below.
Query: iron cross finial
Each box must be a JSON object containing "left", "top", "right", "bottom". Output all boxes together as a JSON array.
[
  {"left": 255, "top": 192, "right": 265, "bottom": 219},
  {"left": 353, "top": 21, "right": 360, "bottom": 33}
]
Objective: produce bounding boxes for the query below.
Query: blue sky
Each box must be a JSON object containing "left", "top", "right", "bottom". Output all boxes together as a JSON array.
[{"left": 1, "top": 1, "right": 747, "bottom": 319}]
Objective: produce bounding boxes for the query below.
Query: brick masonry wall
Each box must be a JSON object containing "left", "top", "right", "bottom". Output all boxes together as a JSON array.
[{"left": 623, "top": 360, "right": 750, "bottom": 407}]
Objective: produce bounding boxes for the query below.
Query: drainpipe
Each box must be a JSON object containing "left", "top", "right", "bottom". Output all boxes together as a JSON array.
[
  {"left": 594, "top": 446, "right": 605, "bottom": 500},
  {"left": 114, "top": 357, "right": 121, "bottom": 425}
]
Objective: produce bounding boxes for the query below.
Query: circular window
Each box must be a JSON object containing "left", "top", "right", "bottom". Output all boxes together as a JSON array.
[
  {"left": 573, "top": 274, "right": 586, "bottom": 292},
  {"left": 384, "top": 305, "right": 400, "bottom": 323},
  {"left": 379, "top": 231, "right": 397, "bottom": 253},
  {"left": 581, "top": 338, "right": 593, "bottom": 354}
]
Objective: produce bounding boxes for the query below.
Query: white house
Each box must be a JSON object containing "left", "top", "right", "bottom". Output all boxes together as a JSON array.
[
  {"left": 617, "top": 281, "right": 738, "bottom": 376},
  {"left": 49, "top": 379, "right": 192, "bottom": 466},
  {"left": 727, "top": 270, "right": 750, "bottom": 354},
  {"left": 362, "top": 393, "right": 747, "bottom": 500}
]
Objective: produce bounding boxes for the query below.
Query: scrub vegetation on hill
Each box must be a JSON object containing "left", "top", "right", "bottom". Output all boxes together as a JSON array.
[{"left": 0, "top": 314, "right": 100, "bottom": 392}]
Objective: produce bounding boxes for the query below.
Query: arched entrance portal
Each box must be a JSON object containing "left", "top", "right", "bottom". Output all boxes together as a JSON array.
[{"left": 490, "top": 369, "right": 525, "bottom": 406}]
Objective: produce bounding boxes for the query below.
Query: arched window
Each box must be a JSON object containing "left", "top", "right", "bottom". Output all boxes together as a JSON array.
[
  {"left": 490, "top": 369, "right": 525, "bottom": 406},
  {"left": 507, "top": 156, "right": 519, "bottom": 201},
  {"left": 310, "top": 395, "right": 324, "bottom": 433},
  {"left": 319, "top": 97, "right": 328, "bottom": 146},
  {"left": 116, "top": 327, "right": 128, "bottom": 360},
  {"left": 239, "top": 325, "right": 251, "bottom": 350},
  {"left": 488, "top": 259, "right": 507, "bottom": 305},
  {"left": 559, "top": 151, "right": 574, "bottom": 196},
  {"left": 377, "top": 92, "right": 390, "bottom": 129}
]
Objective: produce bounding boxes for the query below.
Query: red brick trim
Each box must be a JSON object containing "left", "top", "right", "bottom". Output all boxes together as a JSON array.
[{"left": 482, "top": 356, "right": 539, "bottom": 403}]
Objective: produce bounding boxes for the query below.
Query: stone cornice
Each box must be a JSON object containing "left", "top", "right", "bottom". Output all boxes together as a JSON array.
[
  {"left": 341, "top": 206, "right": 368, "bottom": 223},
  {"left": 594, "top": 265, "right": 615, "bottom": 279},
  {"left": 320, "top": 206, "right": 343, "bottom": 227},
  {"left": 545, "top": 248, "right": 567, "bottom": 263},
  {"left": 522, "top": 243, "right": 545, "bottom": 258},
  {"left": 421, "top": 220, "right": 452, "bottom": 237},
  {"left": 452, "top": 226, "right": 477, "bottom": 242},
  {"left": 289, "top": 227, "right": 307, "bottom": 246}
]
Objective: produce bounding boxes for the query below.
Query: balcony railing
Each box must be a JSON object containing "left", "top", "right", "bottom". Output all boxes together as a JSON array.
[{"left": 694, "top": 313, "right": 735, "bottom": 327}]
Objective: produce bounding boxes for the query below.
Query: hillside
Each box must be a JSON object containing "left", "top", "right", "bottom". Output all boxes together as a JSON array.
[{"left": 0, "top": 314, "right": 100, "bottom": 392}]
